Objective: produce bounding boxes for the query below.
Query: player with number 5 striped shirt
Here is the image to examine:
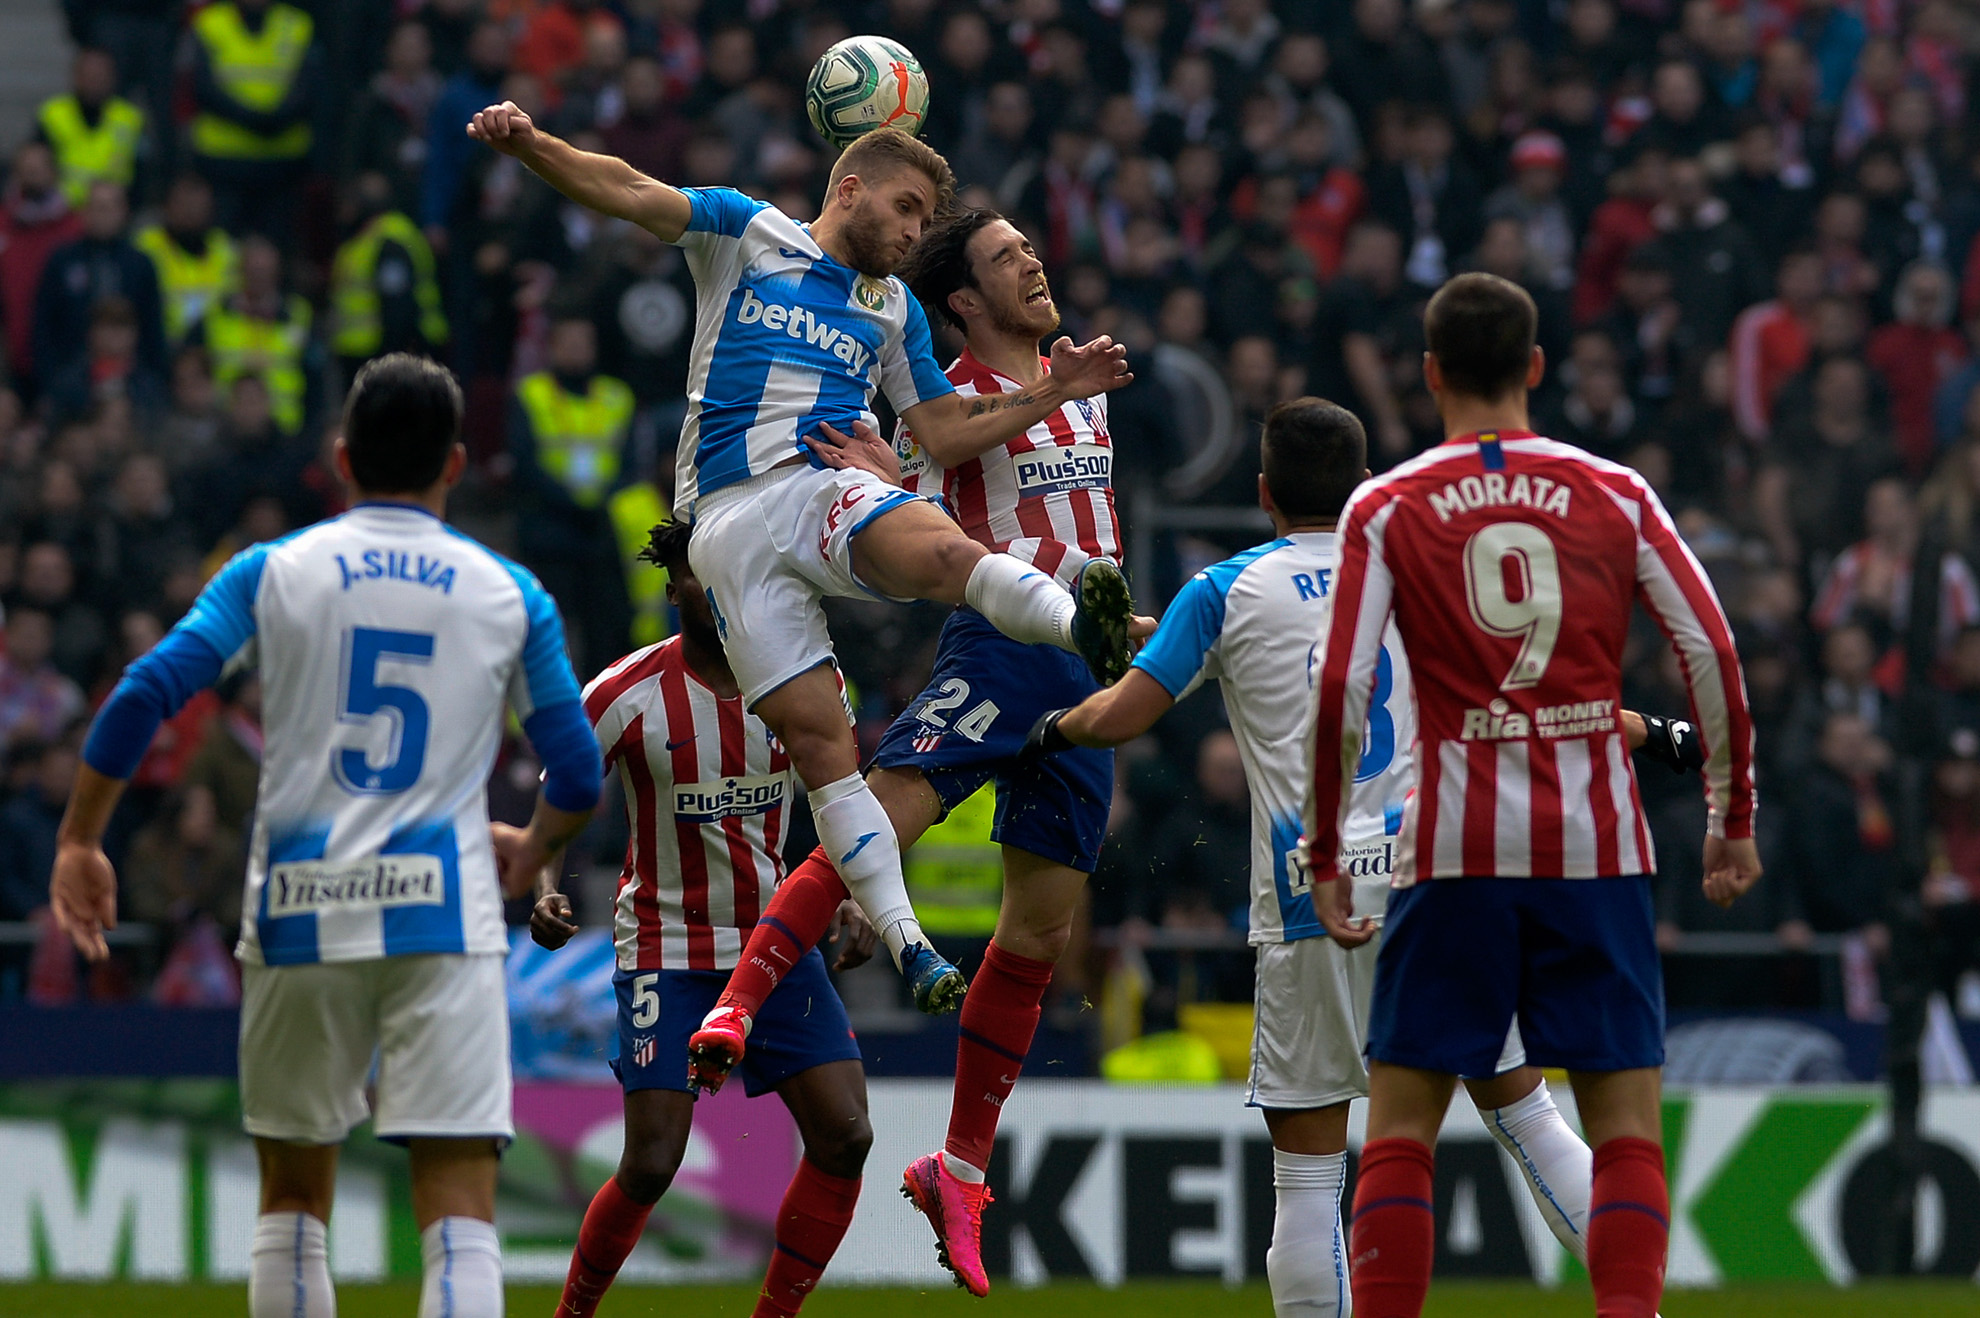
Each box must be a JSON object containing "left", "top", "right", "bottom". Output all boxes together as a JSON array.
[
  {"left": 1305, "top": 273, "right": 1760, "bottom": 1318},
  {"left": 530, "top": 521, "right": 878, "bottom": 1318}
]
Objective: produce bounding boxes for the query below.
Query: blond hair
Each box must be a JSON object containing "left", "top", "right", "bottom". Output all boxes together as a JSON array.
[{"left": 827, "top": 128, "right": 955, "bottom": 209}]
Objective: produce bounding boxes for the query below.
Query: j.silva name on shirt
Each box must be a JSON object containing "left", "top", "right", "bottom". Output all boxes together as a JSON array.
[{"left": 336, "top": 550, "right": 458, "bottom": 594}]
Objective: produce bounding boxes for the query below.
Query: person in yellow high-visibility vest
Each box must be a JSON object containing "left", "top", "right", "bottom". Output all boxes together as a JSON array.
[
  {"left": 510, "top": 314, "right": 635, "bottom": 675},
  {"left": 329, "top": 172, "right": 449, "bottom": 386},
  {"left": 187, "top": 0, "right": 319, "bottom": 240},
  {"left": 134, "top": 174, "right": 239, "bottom": 345},
  {"left": 606, "top": 481, "right": 672, "bottom": 647},
  {"left": 186, "top": 236, "right": 315, "bottom": 436},
  {"left": 35, "top": 48, "right": 145, "bottom": 208},
  {"left": 902, "top": 783, "right": 1005, "bottom": 942}
]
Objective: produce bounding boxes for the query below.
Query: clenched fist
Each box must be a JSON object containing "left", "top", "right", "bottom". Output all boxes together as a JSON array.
[{"left": 467, "top": 101, "right": 539, "bottom": 157}]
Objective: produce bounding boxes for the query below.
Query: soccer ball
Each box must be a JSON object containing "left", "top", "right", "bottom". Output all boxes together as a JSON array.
[{"left": 805, "top": 35, "right": 930, "bottom": 150}]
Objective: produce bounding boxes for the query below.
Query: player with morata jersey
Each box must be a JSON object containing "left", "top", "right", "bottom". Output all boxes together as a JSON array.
[
  {"left": 679, "top": 208, "right": 1144, "bottom": 1297},
  {"left": 1307, "top": 275, "right": 1760, "bottom": 1317},
  {"left": 468, "top": 105, "right": 1143, "bottom": 1015},
  {"left": 529, "top": 521, "right": 878, "bottom": 1318},
  {"left": 49, "top": 355, "right": 603, "bottom": 1318},
  {"left": 1033, "top": 398, "right": 1700, "bottom": 1318}
]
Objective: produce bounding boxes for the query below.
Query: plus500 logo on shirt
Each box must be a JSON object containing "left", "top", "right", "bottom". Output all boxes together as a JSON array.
[
  {"left": 734, "top": 289, "right": 873, "bottom": 376},
  {"left": 1013, "top": 443, "right": 1111, "bottom": 498},
  {"left": 674, "top": 774, "right": 787, "bottom": 823}
]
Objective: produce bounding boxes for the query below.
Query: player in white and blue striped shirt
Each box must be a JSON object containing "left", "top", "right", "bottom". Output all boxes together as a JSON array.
[
  {"left": 50, "top": 357, "right": 603, "bottom": 1318},
  {"left": 468, "top": 103, "right": 1151, "bottom": 1016}
]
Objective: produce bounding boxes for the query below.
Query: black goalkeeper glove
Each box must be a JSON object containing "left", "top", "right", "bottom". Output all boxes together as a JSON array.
[
  {"left": 1023, "top": 708, "right": 1076, "bottom": 760},
  {"left": 1636, "top": 713, "right": 1704, "bottom": 775}
]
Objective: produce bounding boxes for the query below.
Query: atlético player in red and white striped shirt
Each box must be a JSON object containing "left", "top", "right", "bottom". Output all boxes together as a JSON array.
[
  {"left": 897, "top": 341, "right": 1122, "bottom": 587},
  {"left": 1305, "top": 274, "right": 1762, "bottom": 1318},
  {"left": 528, "top": 521, "right": 879, "bottom": 1318}
]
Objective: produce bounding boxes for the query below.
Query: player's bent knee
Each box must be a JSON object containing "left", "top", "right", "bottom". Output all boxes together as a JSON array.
[
  {"left": 804, "top": 1112, "right": 872, "bottom": 1179},
  {"left": 614, "top": 1148, "right": 682, "bottom": 1206}
]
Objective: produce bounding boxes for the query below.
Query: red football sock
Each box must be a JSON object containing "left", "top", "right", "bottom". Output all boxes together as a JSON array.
[
  {"left": 1588, "top": 1137, "right": 1669, "bottom": 1318},
  {"left": 753, "top": 1158, "right": 862, "bottom": 1317},
  {"left": 1349, "top": 1138, "right": 1436, "bottom": 1318},
  {"left": 558, "top": 1175, "right": 654, "bottom": 1318},
  {"left": 718, "top": 848, "right": 851, "bottom": 1017},
  {"left": 944, "top": 940, "right": 1055, "bottom": 1174}
]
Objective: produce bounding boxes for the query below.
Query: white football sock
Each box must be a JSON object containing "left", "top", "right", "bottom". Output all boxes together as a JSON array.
[
  {"left": 810, "top": 773, "right": 926, "bottom": 969},
  {"left": 418, "top": 1216, "right": 504, "bottom": 1318},
  {"left": 1479, "top": 1079, "right": 1592, "bottom": 1262},
  {"left": 250, "top": 1211, "right": 335, "bottom": 1318},
  {"left": 941, "top": 1151, "right": 987, "bottom": 1183},
  {"left": 964, "top": 553, "right": 1076, "bottom": 650},
  {"left": 1267, "top": 1149, "right": 1350, "bottom": 1317}
]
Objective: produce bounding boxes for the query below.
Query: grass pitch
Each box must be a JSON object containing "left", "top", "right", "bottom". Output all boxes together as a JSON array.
[{"left": 4, "top": 1282, "right": 1979, "bottom": 1317}]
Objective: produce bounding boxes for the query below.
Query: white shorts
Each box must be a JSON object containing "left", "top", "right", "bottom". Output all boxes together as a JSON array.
[
  {"left": 239, "top": 953, "right": 513, "bottom": 1145},
  {"left": 690, "top": 463, "right": 935, "bottom": 707},
  {"left": 1247, "top": 935, "right": 1528, "bottom": 1110}
]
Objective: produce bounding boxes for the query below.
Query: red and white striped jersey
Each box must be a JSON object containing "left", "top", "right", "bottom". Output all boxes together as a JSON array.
[
  {"left": 1305, "top": 430, "right": 1756, "bottom": 885},
  {"left": 583, "top": 636, "right": 793, "bottom": 971},
  {"left": 894, "top": 347, "right": 1123, "bottom": 590}
]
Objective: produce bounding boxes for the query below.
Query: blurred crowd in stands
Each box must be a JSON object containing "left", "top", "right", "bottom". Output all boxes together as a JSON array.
[{"left": 4, "top": 0, "right": 1980, "bottom": 1037}]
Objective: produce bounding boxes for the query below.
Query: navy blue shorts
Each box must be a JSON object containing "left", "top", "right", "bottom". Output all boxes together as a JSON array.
[
  {"left": 872, "top": 607, "right": 1113, "bottom": 874},
  {"left": 1367, "top": 876, "right": 1665, "bottom": 1076},
  {"left": 611, "top": 947, "right": 859, "bottom": 1098}
]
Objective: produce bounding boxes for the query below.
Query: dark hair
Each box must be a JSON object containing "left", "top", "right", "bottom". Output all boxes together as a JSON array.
[
  {"left": 638, "top": 519, "right": 693, "bottom": 575},
  {"left": 1261, "top": 396, "right": 1367, "bottom": 520},
  {"left": 897, "top": 207, "right": 1005, "bottom": 331},
  {"left": 341, "top": 353, "right": 464, "bottom": 493},
  {"left": 1424, "top": 273, "right": 1537, "bottom": 401}
]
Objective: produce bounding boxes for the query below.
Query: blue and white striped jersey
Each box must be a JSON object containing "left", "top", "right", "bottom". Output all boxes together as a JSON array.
[
  {"left": 671, "top": 187, "right": 956, "bottom": 509},
  {"left": 171, "top": 504, "right": 585, "bottom": 966},
  {"left": 1132, "top": 532, "right": 1415, "bottom": 943}
]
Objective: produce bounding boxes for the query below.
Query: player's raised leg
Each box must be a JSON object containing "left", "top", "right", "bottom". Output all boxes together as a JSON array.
[
  {"left": 753, "top": 668, "right": 954, "bottom": 987},
  {"left": 849, "top": 496, "right": 1140, "bottom": 686},
  {"left": 691, "top": 768, "right": 947, "bottom": 1091}
]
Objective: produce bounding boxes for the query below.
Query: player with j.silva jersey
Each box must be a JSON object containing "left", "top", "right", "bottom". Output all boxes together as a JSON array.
[{"left": 50, "top": 356, "right": 604, "bottom": 1318}]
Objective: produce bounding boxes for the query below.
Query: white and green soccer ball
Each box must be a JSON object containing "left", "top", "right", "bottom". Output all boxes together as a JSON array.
[{"left": 805, "top": 35, "right": 930, "bottom": 150}]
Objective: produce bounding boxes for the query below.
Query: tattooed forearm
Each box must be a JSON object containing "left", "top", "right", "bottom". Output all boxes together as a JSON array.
[{"left": 965, "top": 390, "right": 1039, "bottom": 419}]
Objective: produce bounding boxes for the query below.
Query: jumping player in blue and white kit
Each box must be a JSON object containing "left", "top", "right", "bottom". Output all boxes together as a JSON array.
[
  {"left": 468, "top": 103, "right": 1143, "bottom": 1014},
  {"left": 1037, "top": 399, "right": 1698, "bottom": 1318},
  {"left": 49, "top": 356, "right": 603, "bottom": 1318}
]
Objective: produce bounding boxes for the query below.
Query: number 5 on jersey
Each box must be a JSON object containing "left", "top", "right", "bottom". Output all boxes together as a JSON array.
[
  {"left": 334, "top": 626, "right": 435, "bottom": 795},
  {"left": 1463, "top": 522, "right": 1562, "bottom": 691}
]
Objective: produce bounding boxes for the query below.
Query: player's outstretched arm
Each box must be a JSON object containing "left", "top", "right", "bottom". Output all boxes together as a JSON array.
[
  {"left": 50, "top": 763, "right": 127, "bottom": 961},
  {"left": 1035, "top": 670, "right": 1176, "bottom": 753},
  {"left": 467, "top": 100, "right": 691, "bottom": 243},
  {"left": 901, "top": 334, "right": 1131, "bottom": 468}
]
